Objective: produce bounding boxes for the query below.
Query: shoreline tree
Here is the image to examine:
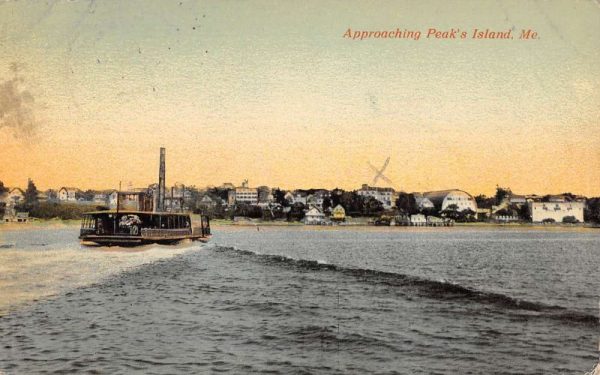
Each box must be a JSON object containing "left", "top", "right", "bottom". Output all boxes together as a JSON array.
[{"left": 23, "top": 178, "right": 39, "bottom": 211}]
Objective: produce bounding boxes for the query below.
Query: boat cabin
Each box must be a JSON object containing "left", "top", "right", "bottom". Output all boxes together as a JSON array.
[{"left": 79, "top": 210, "right": 210, "bottom": 246}]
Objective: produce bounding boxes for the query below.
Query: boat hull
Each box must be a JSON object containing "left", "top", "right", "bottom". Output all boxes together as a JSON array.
[{"left": 79, "top": 234, "right": 211, "bottom": 247}]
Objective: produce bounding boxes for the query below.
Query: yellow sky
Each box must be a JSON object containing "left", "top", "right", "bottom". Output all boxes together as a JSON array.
[{"left": 0, "top": 0, "right": 599, "bottom": 196}]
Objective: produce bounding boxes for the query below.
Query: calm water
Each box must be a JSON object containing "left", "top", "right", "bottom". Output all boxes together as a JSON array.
[{"left": 0, "top": 225, "right": 598, "bottom": 374}]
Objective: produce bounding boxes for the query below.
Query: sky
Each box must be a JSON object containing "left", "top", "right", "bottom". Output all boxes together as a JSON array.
[{"left": 0, "top": 0, "right": 599, "bottom": 196}]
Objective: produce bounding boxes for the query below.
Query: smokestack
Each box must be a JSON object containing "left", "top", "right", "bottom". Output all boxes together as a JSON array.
[{"left": 157, "top": 147, "right": 166, "bottom": 212}]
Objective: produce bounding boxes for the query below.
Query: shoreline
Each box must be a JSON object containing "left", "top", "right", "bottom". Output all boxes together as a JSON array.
[{"left": 1, "top": 218, "right": 598, "bottom": 232}]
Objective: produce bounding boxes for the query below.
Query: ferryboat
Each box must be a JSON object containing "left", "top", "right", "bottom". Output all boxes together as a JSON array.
[
  {"left": 78, "top": 147, "right": 211, "bottom": 246},
  {"left": 79, "top": 210, "right": 211, "bottom": 246}
]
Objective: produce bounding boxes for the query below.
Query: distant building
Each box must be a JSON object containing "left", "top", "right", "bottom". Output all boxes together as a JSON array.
[
  {"left": 291, "top": 191, "right": 307, "bottom": 205},
  {"left": 331, "top": 204, "right": 346, "bottom": 221},
  {"left": 93, "top": 193, "right": 109, "bottom": 205},
  {"left": 58, "top": 187, "right": 79, "bottom": 202},
  {"left": 529, "top": 201, "right": 584, "bottom": 223},
  {"left": 311, "top": 190, "right": 330, "bottom": 210},
  {"left": 3, "top": 212, "right": 30, "bottom": 223},
  {"left": 257, "top": 186, "right": 273, "bottom": 204},
  {"left": 198, "top": 195, "right": 217, "bottom": 209},
  {"left": 228, "top": 181, "right": 258, "bottom": 206},
  {"left": 15, "top": 212, "right": 30, "bottom": 223},
  {"left": 5, "top": 188, "right": 24, "bottom": 207},
  {"left": 426, "top": 216, "right": 446, "bottom": 226},
  {"left": 304, "top": 207, "right": 326, "bottom": 225},
  {"left": 357, "top": 184, "right": 395, "bottom": 209},
  {"left": 422, "top": 189, "right": 478, "bottom": 212},
  {"left": 164, "top": 184, "right": 191, "bottom": 211},
  {"left": 414, "top": 194, "right": 435, "bottom": 210},
  {"left": 508, "top": 195, "right": 527, "bottom": 205},
  {"left": 410, "top": 214, "right": 427, "bottom": 226}
]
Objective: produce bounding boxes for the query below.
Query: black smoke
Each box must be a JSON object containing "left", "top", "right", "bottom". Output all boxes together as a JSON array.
[{"left": 0, "top": 63, "right": 37, "bottom": 138}]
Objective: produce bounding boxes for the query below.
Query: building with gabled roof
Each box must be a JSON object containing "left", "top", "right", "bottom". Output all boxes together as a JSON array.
[
  {"left": 58, "top": 187, "right": 79, "bottom": 202},
  {"left": 304, "top": 207, "right": 326, "bottom": 225},
  {"left": 422, "top": 189, "right": 477, "bottom": 212}
]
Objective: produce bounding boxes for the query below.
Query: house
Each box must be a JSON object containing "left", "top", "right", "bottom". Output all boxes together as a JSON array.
[
  {"left": 58, "top": 187, "right": 79, "bottom": 202},
  {"left": 422, "top": 189, "right": 478, "bottom": 213},
  {"left": 357, "top": 184, "right": 395, "bottom": 209},
  {"left": 414, "top": 194, "right": 435, "bottom": 210},
  {"left": 3, "top": 188, "right": 23, "bottom": 206},
  {"left": 163, "top": 184, "right": 191, "bottom": 211},
  {"left": 15, "top": 212, "right": 30, "bottom": 223},
  {"left": 257, "top": 186, "right": 273, "bottom": 204},
  {"left": 198, "top": 195, "right": 216, "bottom": 208},
  {"left": 529, "top": 201, "right": 584, "bottom": 223},
  {"left": 304, "top": 207, "right": 326, "bottom": 225},
  {"left": 1, "top": 188, "right": 22, "bottom": 219},
  {"left": 309, "top": 190, "right": 330, "bottom": 210},
  {"left": 410, "top": 214, "right": 427, "bottom": 226},
  {"left": 3, "top": 212, "right": 30, "bottom": 223},
  {"left": 291, "top": 191, "right": 307, "bottom": 205},
  {"left": 93, "top": 193, "right": 108, "bottom": 205},
  {"left": 331, "top": 204, "right": 346, "bottom": 221}
]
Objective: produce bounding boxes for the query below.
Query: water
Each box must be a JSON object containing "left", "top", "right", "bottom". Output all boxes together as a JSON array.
[{"left": 0, "top": 225, "right": 598, "bottom": 374}]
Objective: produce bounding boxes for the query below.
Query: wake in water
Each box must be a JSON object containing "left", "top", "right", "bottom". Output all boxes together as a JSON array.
[
  {"left": 0, "top": 229, "right": 208, "bottom": 316},
  {"left": 215, "top": 246, "right": 600, "bottom": 327}
]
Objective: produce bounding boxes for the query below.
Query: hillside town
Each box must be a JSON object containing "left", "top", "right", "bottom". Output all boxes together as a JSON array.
[{"left": 1, "top": 179, "right": 598, "bottom": 226}]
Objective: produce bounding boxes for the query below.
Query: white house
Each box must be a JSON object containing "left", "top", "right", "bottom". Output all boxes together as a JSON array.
[
  {"left": 410, "top": 214, "right": 427, "bottom": 226},
  {"left": 1, "top": 188, "right": 24, "bottom": 218},
  {"left": 422, "top": 189, "right": 478, "bottom": 213},
  {"left": 304, "top": 207, "right": 326, "bottom": 225},
  {"left": 58, "top": 187, "right": 79, "bottom": 202},
  {"left": 529, "top": 201, "right": 584, "bottom": 223},
  {"left": 414, "top": 195, "right": 435, "bottom": 210},
  {"left": 227, "top": 181, "right": 258, "bottom": 206},
  {"left": 5, "top": 188, "right": 24, "bottom": 206},
  {"left": 198, "top": 195, "right": 217, "bottom": 208},
  {"left": 357, "top": 184, "right": 395, "bottom": 209}
]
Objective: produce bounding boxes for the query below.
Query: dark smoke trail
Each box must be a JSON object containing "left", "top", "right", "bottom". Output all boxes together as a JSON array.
[{"left": 0, "top": 63, "right": 38, "bottom": 139}]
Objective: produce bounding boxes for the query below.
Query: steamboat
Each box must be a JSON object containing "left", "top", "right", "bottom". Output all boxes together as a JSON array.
[
  {"left": 79, "top": 148, "right": 211, "bottom": 246},
  {"left": 79, "top": 210, "right": 210, "bottom": 246}
]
